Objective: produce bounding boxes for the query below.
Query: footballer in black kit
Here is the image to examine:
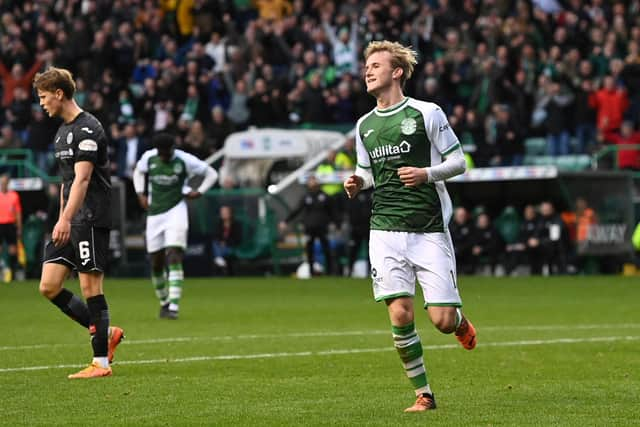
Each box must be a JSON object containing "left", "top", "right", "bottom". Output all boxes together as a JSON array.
[
  {"left": 44, "top": 111, "right": 111, "bottom": 272},
  {"left": 35, "top": 66, "right": 123, "bottom": 379}
]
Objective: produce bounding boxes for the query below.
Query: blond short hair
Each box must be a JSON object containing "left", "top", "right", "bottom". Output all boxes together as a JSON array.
[
  {"left": 364, "top": 41, "right": 418, "bottom": 87},
  {"left": 33, "top": 67, "right": 76, "bottom": 99}
]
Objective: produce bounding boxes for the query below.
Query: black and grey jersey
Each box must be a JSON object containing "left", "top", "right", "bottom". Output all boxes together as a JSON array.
[{"left": 53, "top": 111, "right": 111, "bottom": 228}]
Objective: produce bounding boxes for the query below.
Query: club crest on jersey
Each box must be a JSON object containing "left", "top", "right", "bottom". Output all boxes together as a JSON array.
[
  {"left": 400, "top": 118, "right": 417, "bottom": 135},
  {"left": 173, "top": 163, "right": 183, "bottom": 174},
  {"left": 66, "top": 132, "right": 73, "bottom": 144},
  {"left": 368, "top": 140, "right": 412, "bottom": 160}
]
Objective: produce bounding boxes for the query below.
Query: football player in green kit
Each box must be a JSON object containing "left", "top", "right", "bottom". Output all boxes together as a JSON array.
[
  {"left": 134, "top": 133, "right": 218, "bottom": 320},
  {"left": 343, "top": 41, "right": 477, "bottom": 412}
]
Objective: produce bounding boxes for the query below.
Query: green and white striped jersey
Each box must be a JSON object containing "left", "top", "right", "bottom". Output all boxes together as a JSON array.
[
  {"left": 135, "top": 148, "right": 210, "bottom": 216},
  {"left": 355, "top": 97, "right": 462, "bottom": 233}
]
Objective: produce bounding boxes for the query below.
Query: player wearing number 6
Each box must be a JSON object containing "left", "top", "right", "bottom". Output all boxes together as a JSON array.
[
  {"left": 34, "top": 68, "right": 124, "bottom": 379},
  {"left": 343, "top": 41, "right": 477, "bottom": 412}
]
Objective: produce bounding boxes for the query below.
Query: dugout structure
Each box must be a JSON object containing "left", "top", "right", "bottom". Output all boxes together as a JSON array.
[
  {"left": 176, "top": 128, "right": 350, "bottom": 276},
  {"left": 447, "top": 166, "right": 635, "bottom": 257},
  {"left": 185, "top": 187, "right": 304, "bottom": 276}
]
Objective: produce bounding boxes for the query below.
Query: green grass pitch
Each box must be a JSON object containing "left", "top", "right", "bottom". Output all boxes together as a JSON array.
[{"left": 1, "top": 275, "right": 639, "bottom": 426}]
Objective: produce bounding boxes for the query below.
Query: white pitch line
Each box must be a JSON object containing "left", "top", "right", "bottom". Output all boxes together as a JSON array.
[
  {"left": 1, "top": 323, "right": 640, "bottom": 351},
  {"left": 482, "top": 323, "right": 640, "bottom": 331},
  {"left": 0, "top": 335, "right": 638, "bottom": 374}
]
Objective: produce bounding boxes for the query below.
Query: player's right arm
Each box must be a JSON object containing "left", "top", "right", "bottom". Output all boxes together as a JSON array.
[
  {"left": 133, "top": 150, "right": 153, "bottom": 210},
  {"left": 132, "top": 167, "right": 148, "bottom": 210},
  {"left": 53, "top": 161, "right": 93, "bottom": 246},
  {"left": 344, "top": 119, "right": 373, "bottom": 199},
  {"left": 58, "top": 183, "right": 64, "bottom": 221}
]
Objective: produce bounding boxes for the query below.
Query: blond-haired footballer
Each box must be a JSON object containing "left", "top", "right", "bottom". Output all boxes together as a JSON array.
[{"left": 344, "top": 41, "right": 477, "bottom": 412}]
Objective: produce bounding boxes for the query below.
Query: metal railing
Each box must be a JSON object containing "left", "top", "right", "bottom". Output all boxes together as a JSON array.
[
  {"left": 591, "top": 144, "right": 640, "bottom": 178},
  {"left": 0, "top": 148, "right": 58, "bottom": 181}
]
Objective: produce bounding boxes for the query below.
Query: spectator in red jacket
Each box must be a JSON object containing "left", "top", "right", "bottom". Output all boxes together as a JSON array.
[
  {"left": 600, "top": 121, "right": 640, "bottom": 170},
  {"left": 0, "top": 58, "right": 43, "bottom": 107},
  {"left": 589, "top": 75, "right": 629, "bottom": 133}
]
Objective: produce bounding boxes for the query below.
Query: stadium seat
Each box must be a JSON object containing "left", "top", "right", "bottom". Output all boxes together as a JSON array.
[
  {"left": 494, "top": 206, "right": 522, "bottom": 245},
  {"left": 523, "top": 154, "right": 592, "bottom": 171},
  {"left": 232, "top": 214, "right": 275, "bottom": 260},
  {"left": 524, "top": 137, "right": 547, "bottom": 156},
  {"left": 555, "top": 155, "right": 591, "bottom": 171},
  {"left": 526, "top": 155, "right": 554, "bottom": 166}
]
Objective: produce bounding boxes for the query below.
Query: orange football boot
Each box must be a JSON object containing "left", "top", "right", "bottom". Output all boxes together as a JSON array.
[
  {"left": 68, "top": 363, "right": 112, "bottom": 379},
  {"left": 404, "top": 393, "right": 437, "bottom": 412},
  {"left": 108, "top": 326, "right": 125, "bottom": 364},
  {"left": 455, "top": 317, "right": 477, "bottom": 350}
]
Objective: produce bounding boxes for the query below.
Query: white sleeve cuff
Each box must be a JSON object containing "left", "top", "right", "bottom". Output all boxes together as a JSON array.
[
  {"left": 196, "top": 166, "right": 218, "bottom": 194},
  {"left": 426, "top": 148, "right": 467, "bottom": 183},
  {"left": 355, "top": 165, "right": 374, "bottom": 189}
]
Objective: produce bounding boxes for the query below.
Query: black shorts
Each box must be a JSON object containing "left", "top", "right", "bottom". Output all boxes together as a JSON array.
[
  {"left": 0, "top": 223, "right": 17, "bottom": 246},
  {"left": 43, "top": 225, "right": 109, "bottom": 273}
]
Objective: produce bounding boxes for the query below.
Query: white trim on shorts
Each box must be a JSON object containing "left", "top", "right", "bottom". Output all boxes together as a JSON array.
[{"left": 44, "top": 256, "right": 77, "bottom": 270}]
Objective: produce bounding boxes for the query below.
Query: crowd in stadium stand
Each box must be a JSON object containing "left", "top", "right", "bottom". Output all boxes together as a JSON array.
[
  {"left": 0, "top": 0, "right": 638, "bottom": 176},
  {"left": 1, "top": 0, "right": 638, "bottom": 278}
]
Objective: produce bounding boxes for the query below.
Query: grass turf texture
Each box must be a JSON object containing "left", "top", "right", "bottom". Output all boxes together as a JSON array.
[{"left": 0, "top": 276, "right": 638, "bottom": 426}]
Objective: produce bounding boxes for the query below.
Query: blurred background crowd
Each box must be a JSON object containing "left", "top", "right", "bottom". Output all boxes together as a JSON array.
[
  {"left": 0, "top": 0, "right": 639, "bottom": 176},
  {"left": 1, "top": 0, "right": 639, "bottom": 279}
]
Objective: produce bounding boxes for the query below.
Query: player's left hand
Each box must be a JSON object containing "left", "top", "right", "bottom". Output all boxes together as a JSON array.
[
  {"left": 397, "top": 167, "right": 428, "bottom": 187},
  {"left": 185, "top": 191, "right": 202, "bottom": 200},
  {"left": 52, "top": 218, "right": 71, "bottom": 246}
]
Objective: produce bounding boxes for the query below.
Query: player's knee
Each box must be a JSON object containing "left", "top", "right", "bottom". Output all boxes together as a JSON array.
[
  {"left": 431, "top": 315, "right": 456, "bottom": 334},
  {"left": 150, "top": 252, "right": 165, "bottom": 270},
  {"left": 166, "top": 250, "right": 183, "bottom": 265},
  {"left": 393, "top": 311, "right": 413, "bottom": 326},
  {"left": 387, "top": 303, "right": 413, "bottom": 325},
  {"left": 151, "top": 259, "right": 164, "bottom": 271},
  {"left": 39, "top": 280, "right": 58, "bottom": 299}
]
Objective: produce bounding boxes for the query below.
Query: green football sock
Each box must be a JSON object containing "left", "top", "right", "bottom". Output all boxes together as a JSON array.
[
  {"left": 455, "top": 308, "right": 463, "bottom": 330},
  {"left": 167, "top": 263, "right": 183, "bottom": 311},
  {"left": 392, "top": 322, "right": 432, "bottom": 396},
  {"left": 152, "top": 270, "right": 168, "bottom": 305}
]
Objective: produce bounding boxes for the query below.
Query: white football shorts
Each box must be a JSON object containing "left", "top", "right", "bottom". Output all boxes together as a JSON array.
[
  {"left": 145, "top": 201, "right": 189, "bottom": 253},
  {"left": 369, "top": 229, "right": 462, "bottom": 307}
]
